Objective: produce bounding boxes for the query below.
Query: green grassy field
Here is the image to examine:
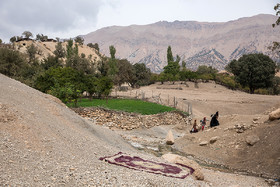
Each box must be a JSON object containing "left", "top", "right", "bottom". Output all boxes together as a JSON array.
[{"left": 67, "top": 98, "right": 176, "bottom": 115}]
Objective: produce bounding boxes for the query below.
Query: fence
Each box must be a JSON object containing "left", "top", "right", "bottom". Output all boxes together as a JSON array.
[{"left": 111, "top": 88, "right": 193, "bottom": 117}]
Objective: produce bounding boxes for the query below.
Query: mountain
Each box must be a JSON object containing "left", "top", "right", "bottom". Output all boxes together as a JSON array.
[{"left": 84, "top": 14, "right": 280, "bottom": 73}]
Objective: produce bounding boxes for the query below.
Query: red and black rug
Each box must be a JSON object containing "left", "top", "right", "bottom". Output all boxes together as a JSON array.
[{"left": 99, "top": 152, "right": 194, "bottom": 179}]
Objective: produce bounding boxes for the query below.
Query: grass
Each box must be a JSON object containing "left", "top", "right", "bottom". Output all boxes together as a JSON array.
[{"left": 67, "top": 98, "right": 176, "bottom": 115}]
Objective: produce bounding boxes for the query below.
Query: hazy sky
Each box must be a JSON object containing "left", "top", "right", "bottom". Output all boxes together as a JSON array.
[{"left": 0, "top": 0, "right": 277, "bottom": 42}]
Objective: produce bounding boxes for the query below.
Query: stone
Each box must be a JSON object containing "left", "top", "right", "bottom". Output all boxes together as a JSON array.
[
  {"left": 210, "top": 136, "right": 219, "bottom": 144},
  {"left": 253, "top": 117, "right": 260, "bottom": 121},
  {"left": 199, "top": 141, "right": 208, "bottom": 146},
  {"left": 165, "top": 130, "right": 175, "bottom": 145},
  {"left": 269, "top": 108, "right": 280, "bottom": 121},
  {"left": 162, "top": 153, "right": 204, "bottom": 180},
  {"left": 246, "top": 135, "right": 260, "bottom": 146}
]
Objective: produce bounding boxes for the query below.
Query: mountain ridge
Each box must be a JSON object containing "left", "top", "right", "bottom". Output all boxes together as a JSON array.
[{"left": 84, "top": 14, "right": 280, "bottom": 72}]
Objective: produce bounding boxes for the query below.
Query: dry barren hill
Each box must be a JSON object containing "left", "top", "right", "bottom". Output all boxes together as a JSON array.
[
  {"left": 84, "top": 14, "right": 280, "bottom": 73},
  {"left": 0, "top": 74, "right": 274, "bottom": 186},
  {"left": 14, "top": 40, "right": 101, "bottom": 62}
]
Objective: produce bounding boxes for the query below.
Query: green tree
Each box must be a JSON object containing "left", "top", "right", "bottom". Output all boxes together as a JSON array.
[
  {"left": 196, "top": 65, "right": 218, "bottom": 74},
  {"left": 167, "top": 46, "right": 174, "bottom": 63},
  {"left": 41, "top": 55, "right": 62, "bottom": 70},
  {"left": 22, "top": 31, "right": 33, "bottom": 39},
  {"left": 75, "top": 36, "right": 84, "bottom": 45},
  {"left": 133, "top": 63, "right": 151, "bottom": 87},
  {"left": 96, "top": 76, "right": 113, "bottom": 101},
  {"left": 226, "top": 53, "right": 276, "bottom": 94},
  {"left": 163, "top": 46, "right": 180, "bottom": 83},
  {"left": 54, "top": 42, "right": 66, "bottom": 59},
  {"left": 109, "top": 45, "right": 116, "bottom": 59},
  {"left": 115, "top": 59, "right": 134, "bottom": 86},
  {"left": 85, "top": 74, "right": 98, "bottom": 100},
  {"left": 26, "top": 43, "right": 37, "bottom": 62},
  {"left": 0, "top": 48, "right": 26, "bottom": 78},
  {"left": 10, "top": 36, "right": 17, "bottom": 43},
  {"left": 34, "top": 67, "right": 86, "bottom": 104},
  {"left": 36, "top": 34, "right": 48, "bottom": 41},
  {"left": 66, "top": 39, "right": 74, "bottom": 59},
  {"left": 87, "top": 43, "right": 99, "bottom": 52}
]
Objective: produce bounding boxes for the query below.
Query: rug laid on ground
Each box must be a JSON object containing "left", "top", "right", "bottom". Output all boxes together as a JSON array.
[{"left": 99, "top": 152, "right": 194, "bottom": 179}]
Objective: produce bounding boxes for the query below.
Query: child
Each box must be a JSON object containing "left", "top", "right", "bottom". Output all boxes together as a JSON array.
[
  {"left": 201, "top": 117, "right": 207, "bottom": 131},
  {"left": 190, "top": 119, "right": 198, "bottom": 133}
]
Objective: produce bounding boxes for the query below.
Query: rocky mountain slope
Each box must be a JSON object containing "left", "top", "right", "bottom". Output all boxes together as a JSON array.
[{"left": 84, "top": 14, "right": 280, "bottom": 73}]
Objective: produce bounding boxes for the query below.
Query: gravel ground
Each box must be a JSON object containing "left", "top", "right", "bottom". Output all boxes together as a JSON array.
[{"left": 0, "top": 74, "right": 270, "bottom": 186}]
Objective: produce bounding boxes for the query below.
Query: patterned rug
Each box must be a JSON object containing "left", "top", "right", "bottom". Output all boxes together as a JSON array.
[{"left": 99, "top": 152, "right": 194, "bottom": 179}]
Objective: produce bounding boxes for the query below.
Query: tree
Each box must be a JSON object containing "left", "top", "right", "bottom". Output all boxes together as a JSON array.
[
  {"left": 54, "top": 42, "right": 66, "bottom": 59},
  {"left": 109, "top": 45, "right": 116, "bottom": 59},
  {"left": 22, "top": 31, "right": 33, "bottom": 39},
  {"left": 87, "top": 43, "right": 99, "bottom": 52},
  {"left": 75, "top": 36, "right": 84, "bottom": 45},
  {"left": 41, "top": 55, "right": 62, "bottom": 70},
  {"left": 85, "top": 74, "right": 98, "bottom": 100},
  {"left": 36, "top": 34, "right": 48, "bottom": 41},
  {"left": 10, "top": 36, "right": 16, "bottom": 43},
  {"left": 96, "top": 76, "right": 113, "bottom": 101},
  {"left": 0, "top": 48, "right": 26, "bottom": 78},
  {"left": 167, "top": 46, "right": 174, "bottom": 63},
  {"left": 66, "top": 39, "right": 74, "bottom": 59},
  {"left": 132, "top": 63, "right": 151, "bottom": 87},
  {"left": 226, "top": 53, "right": 276, "bottom": 94},
  {"left": 34, "top": 67, "right": 86, "bottom": 105},
  {"left": 269, "top": 3, "right": 280, "bottom": 58},
  {"left": 115, "top": 59, "right": 134, "bottom": 86},
  {"left": 26, "top": 43, "right": 38, "bottom": 62},
  {"left": 196, "top": 65, "right": 218, "bottom": 74}
]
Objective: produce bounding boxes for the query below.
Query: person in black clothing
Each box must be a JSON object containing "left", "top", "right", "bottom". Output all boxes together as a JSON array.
[{"left": 210, "top": 111, "right": 219, "bottom": 127}]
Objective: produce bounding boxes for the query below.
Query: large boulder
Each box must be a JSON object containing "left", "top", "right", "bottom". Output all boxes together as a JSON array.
[
  {"left": 162, "top": 153, "right": 204, "bottom": 180},
  {"left": 166, "top": 130, "right": 175, "bottom": 145},
  {"left": 269, "top": 108, "right": 280, "bottom": 121}
]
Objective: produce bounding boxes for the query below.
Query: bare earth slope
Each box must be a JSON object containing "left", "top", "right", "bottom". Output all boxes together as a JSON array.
[
  {"left": 0, "top": 75, "right": 271, "bottom": 186},
  {"left": 124, "top": 82, "right": 280, "bottom": 179}
]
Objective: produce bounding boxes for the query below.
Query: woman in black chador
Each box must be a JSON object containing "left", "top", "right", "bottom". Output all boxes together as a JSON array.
[{"left": 210, "top": 111, "right": 219, "bottom": 127}]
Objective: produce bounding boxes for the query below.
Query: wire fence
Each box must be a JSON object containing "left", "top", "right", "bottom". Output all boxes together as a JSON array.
[{"left": 111, "top": 88, "right": 193, "bottom": 117}]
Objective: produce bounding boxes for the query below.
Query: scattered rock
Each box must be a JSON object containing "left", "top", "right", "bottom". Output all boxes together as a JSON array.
[
  {"left": 234, "top": 123, "right": 250, "bottom": 133},
  {"left": 253, "top": 117, "right": 260, "bottom": 121},
  {"left": 246, "top": 135, "right": 260, "bottom": 146},
  {"left": 199, "top": 141, "right": 208, "bottom": 146},
  {"left": 72, "top": 108, "right": 188, "bottom": 131},
  {"left": 162, "top": 153, "right": 204, "bottom": 180},
  {"left": 209, "top": 136, "right": 219, "bottom": 144},
  {"left": 269, "top": 108, "right": 280, "bottom": 121},
  {"left": 166, "top": 130, "right": 175, "bottom": 145}
]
